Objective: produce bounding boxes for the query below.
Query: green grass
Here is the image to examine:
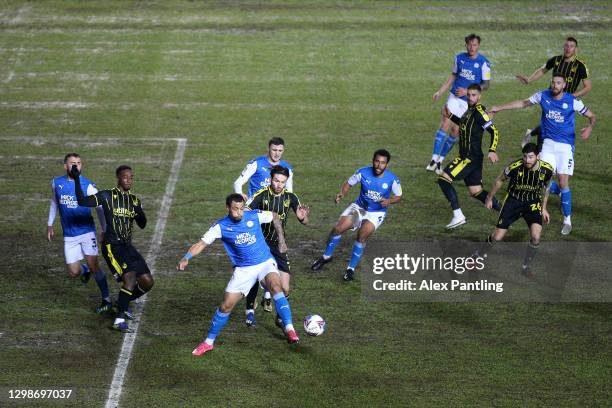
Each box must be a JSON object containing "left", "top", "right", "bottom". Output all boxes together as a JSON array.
[{"left": 0, "top": 1, "right": 611, "bottom": 407}]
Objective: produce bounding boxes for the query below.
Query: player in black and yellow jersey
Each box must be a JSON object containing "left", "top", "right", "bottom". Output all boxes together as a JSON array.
[
  {"left": 437, "top": 83, "right": 501, "bottom": 229},
  {"left": 244, "top": 165, "right": 309, "bottom": 328},
  {"left": 515, "top": 37, "right": 591, "bottom": 146},
  {"left": 72, "top": 164, "right": 152, "bottom": 333},
  {"left": 482, "top": 143, "right": 554, "bottom": 278}
]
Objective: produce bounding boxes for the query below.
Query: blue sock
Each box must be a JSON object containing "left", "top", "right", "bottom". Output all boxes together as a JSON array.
[
  {"left": 94, "top": 270, "right": 110, "bottom": 301},
  {"left": 324, "top": 234, "right": 341, "bottom": 258},
  {"left": 81, "top": 264, "right": 90, "bottom": 275},
  {"left": 205, "top": 308, "right": 230, "bottom": 342},
  {"left": 439, "top": 135, "right": 457, "bottom": 159},
  {"left": 348, "top": 242, "right": 365, "bottom": 270},
  {"left": 273, "top": 292, "right": 293, "bottom": 327},
  {"left": 432, "top": 129, "right": 447, "bottom": 157},
  {"left": 560, "top": 188, "right": 572, "bottom": 217},
  {"left": 549, "top": 181, "right": 561, "bottom": 195}
]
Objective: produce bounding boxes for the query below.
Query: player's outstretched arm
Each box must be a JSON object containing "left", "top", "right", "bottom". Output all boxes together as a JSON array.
[
  {"left": 177, "top": 240, "right": 208, "bottom": 271},
  {"left": 335, "top": 181, "right": 351, "bottom": 204},
  {"left": 542, "top": 184, "right": 551, "bottom": 224},
  {"left": 515, "top": 67, "right": 547, "bottom": 85},
  {"left": 272, "top": 212, "right": 287, "bottom": 253},
  {"left": 71, "top": 166, "right": 99, "bottom": 207},
  {"left": 573, "top": 78, "right": 592, "bottom": 99},
  {"left": 490, "top": 98, "right": 532, "bottom": 115}
]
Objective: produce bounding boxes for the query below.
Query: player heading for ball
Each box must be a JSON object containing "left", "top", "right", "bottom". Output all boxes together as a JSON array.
[
  {"left": 178, "top": 194, "right": 299, "bottom": 356},
  {"left": 429, "top": 33, "right": 492, "bottom": 174},
  {"left": 311, "top": 149, "right": 402, "bottom": 281}
]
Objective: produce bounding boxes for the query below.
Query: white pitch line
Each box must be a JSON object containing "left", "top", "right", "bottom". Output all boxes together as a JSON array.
[{"left": 104, "top": 138, "right": 187, "bottom": 408}]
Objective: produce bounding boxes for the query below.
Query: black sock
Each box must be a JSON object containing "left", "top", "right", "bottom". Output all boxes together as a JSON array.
[
  {"left": 130, "top": 285, "right": 147, "bottom": 301},
  {"left": 246, "top": 282, "right": 259, "bottom": 310},
  {"left": 523, "top": 242, "right": 539, "bottom": 267},
  {"left": 438, "top": 177, "right": 460, "bottom": 210},
  {"left": 117, "top": 287, "right": 132, "bottom": 314},
  {"left": 472, "top": 190, "right": 500, "bottom": 210}
]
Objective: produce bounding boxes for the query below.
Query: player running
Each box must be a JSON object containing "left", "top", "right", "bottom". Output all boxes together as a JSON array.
[
  {"left": 178, "top": 194, "right": 300, "bottom": 356},
  {"left": 47, "top": 153, "right": 112, "bottom": 313},
  {"left": 429, "top": 33, "right": 492, "bottom": 174},
  {"left": 244, "top": 165, "right": 309, "bottom": 328},
  {"left": 233, "top": 137, "right": 294, "bottom": 310},
  {"left": 72, "top": 164, "right": 153, "bottom": 333},
  {"left": 480, "top": 143, "right": 554, "bottom": 278},
  {"left": 437, "top": 84, "right": 501, "bottom": 229},
  {"left": 490, "top": 74, "right": 596, "bottom": 235},
  {"left": 311, "top": 149, "right": 402, "bottom": 281}
]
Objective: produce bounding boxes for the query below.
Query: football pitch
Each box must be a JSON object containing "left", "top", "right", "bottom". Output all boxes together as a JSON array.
[{"left": 0, "top": 1, "right": 611, "bottom": 407}]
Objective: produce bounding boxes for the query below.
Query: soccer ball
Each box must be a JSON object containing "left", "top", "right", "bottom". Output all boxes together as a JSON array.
[{"left": 303, "top": 314, "right": 326, "bottom": 336}]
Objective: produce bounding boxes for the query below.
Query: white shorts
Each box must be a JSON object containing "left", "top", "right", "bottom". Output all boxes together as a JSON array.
[
  {"left": 341, "top": 203, "right": 386, "bottom": 231},
  {"left": 225, "top": 257, "right": 279, "bottom": 296},
  {"left": 540, "top": 139, "right": 574, "bottom": 176},
  {"left": 64, "top": 232, "right": 98, "bottom": 264},
  {"left": 446, "top": 93, "right": 468, "bottom": 117}
]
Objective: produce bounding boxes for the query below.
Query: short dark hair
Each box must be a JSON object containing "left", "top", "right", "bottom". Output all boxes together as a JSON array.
[
  {"left": 467, "top": 83, "right": 482, "bottom": 92},
  {"left": 116, "top": 165, "right": 132, "bottom": 178},
  {"left": 566, "top": 36, "right": 578, "bottom": 46},
  {"left": 465, "top": 33, "right": 481, "bottom": 44},
  {"left": 226, "top": 193, "right": 245, "bottom": 207},
  {"left": 268, "top": 137, "right": 285, "bottom": 147},
  {"left": 522, "top": 143, "right": 539, "bottom": 155},
  {"left": 373, "top": 149, "right": 391, "bottom": 163},
  {"left": 270, "top": 165, "right": 290, "bottom": 179},
  {"left": 552, "top": 73, "right": 566, "bottom": 81},
  {"left": 64, "top": 153, "right": 80, "bottom": 163}
]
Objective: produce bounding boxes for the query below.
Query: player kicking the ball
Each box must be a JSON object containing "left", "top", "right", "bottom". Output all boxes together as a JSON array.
[
  {"left": 311, "top": 149, "right": 402, "bottom": 281},
  {"left": 178, "top": 194, "right": 299, "bottom": 356}
]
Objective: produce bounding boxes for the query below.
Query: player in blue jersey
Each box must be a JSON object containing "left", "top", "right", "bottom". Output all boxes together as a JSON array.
[
  {"left": 490, "top": 74, "right": 596, "bottom": 235},
  {"left": 233, "top": 137, "right": 294, "bottom": 310},
  {"left": 311, "top": 149, "right": 402, "bottom": 281},
  {"left": 47, "top": 153, "right": 112, "bottom": 313},
  {"left": 178, "top": 194, "right": 300, "bottom": 356},
  {"left": 233, "top": 137, "right": 294, "bottom": 199},
  {"left": 428, "top": 34, "right": 492, "bottom": 175}
]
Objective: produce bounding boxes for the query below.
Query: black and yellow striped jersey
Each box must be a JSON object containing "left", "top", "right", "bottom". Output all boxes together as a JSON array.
[
  {"left": 545, "top": 55, "right": 589, "bottom": 94},
  {"left": 77, "top": 186, "right": 146, "bottom": 244},
  {"left": 247, "top": 187, "right": 300, "bottom": 244},
  {"left": 449, "top": 103, "right": 499, "bottom": 160},
  {"left": 504, "top": 159, "right": 554, "bottom": 202}
]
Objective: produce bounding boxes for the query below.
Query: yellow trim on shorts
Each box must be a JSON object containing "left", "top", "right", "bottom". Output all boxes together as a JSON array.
[
  {"left": 450, "top": 158, "right": 472, "bottom": 177},
  {"left": 106, "top": 244, "right": 124, "bottom": 276}
]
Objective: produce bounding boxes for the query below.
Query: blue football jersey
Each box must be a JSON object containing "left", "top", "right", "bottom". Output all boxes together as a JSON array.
[
  {"left": 529, "top": 90, "right": 588, "bottom": 146},
  {"left": 348, "top": 167, "right": 402, "bottom": 212},
  {"left": 451, "top": 52, "right": 492, "bottom": 101},
  {"left": 52, "top": 175, "right": 98, "bottom": 237},
  {"left": 203, "top": 210, "right": 274, "bottom": 267},
  {"left": 247, "top": 156, "right": 293, "bottom": 197}
]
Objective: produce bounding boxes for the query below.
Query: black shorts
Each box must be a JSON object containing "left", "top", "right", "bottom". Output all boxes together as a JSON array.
[
  {"left": 102, "top": 242, "right": 150, "bottom": 278},
  {"left": 444, "top": 156, "right": 483, "bottom": 187},
  {"left": 497, "top": 195, "right": 543, "bottom": 229},
  {"left": 269, "top": 244, "right": 291, "bottom": 274}
]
